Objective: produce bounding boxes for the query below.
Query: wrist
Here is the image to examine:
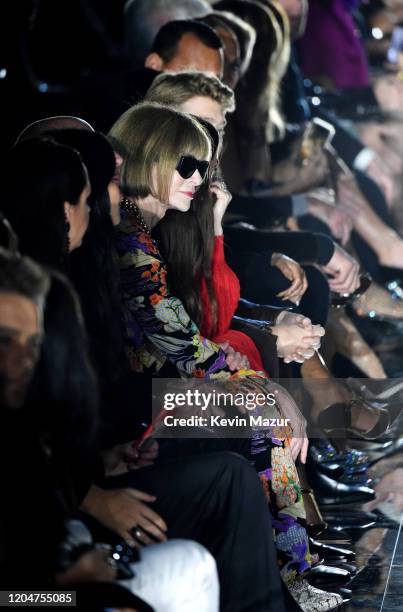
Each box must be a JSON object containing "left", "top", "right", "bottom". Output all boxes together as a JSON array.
[
  {"left": 80, "top": 484, "right": 105, "bottom": 517},
  {"left": 274, "top": 310, "right": 287, "bottom": 325}
]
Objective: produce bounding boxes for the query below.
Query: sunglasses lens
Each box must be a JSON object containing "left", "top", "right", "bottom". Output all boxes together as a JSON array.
[
  {"left": 198, "top": 161, "right": 209, "bottom": 179},
  {"left": 177, "top": 157, "right": 209, "bottom": 179},
  {"left": 177, "top": 156, "right": 196, "bottom": 179}
]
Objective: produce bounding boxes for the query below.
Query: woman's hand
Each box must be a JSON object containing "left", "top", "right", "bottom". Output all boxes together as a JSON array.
[
  {"left": 210, "top": 181, "right": 232, "bottom": 236},
  {"left": 55, "top": 546, "right": 118, "bottom": 585},
  {"left": 272, "top": 313, "right": 325, "bottom": 363},
  {"left": 289, "top": 436, "right": 309, "bottom": 464},
  {"left": 269, "top": 381, "right": 308, "bottom": 462},
  {"left": 80, "top": 486, "right": 167, "bottom": 548},
  {"left": 271, "top": 253, "right": 308, "bottom": 305},
  {"left": 321, "top": 244, "right": 360, "bottom": 294},
  {"left": 102, "top": 441, "right": 159, "bottom": 477},
  {"left": 219, "top": 340, "right": 250, "bottom": 371},
  {"left": 308, "top": 196, "right": 353, "bottom": 246},
  {"left": 272, "top": 146, "right": 329, "bottom": 195}
]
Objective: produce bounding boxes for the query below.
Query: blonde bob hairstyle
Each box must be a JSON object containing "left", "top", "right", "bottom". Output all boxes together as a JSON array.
[{"left": 109, "top": 102, "right": 212, "bottom": 204}]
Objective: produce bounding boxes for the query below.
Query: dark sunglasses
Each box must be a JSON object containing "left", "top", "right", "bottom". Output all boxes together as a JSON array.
[{"left": 176, "top": 156, "right": 209, "bottom": 180}]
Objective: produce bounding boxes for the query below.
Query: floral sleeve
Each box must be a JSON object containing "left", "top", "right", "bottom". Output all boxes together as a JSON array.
[{"left": 116, "top": 209, "right": 228, "bottom": 379}]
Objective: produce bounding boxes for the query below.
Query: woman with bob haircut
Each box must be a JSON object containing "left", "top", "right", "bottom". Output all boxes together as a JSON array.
[
  {"left": 110, "top": 102, "right": 343, "bottom": 612},
  {"left": 110, "top": 102, "right": 226, "bottom": 378}
]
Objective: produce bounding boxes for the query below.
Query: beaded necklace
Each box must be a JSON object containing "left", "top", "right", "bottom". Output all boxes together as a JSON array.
[{"left": 121, "top": 196, "right": 152, "bottom": 232}]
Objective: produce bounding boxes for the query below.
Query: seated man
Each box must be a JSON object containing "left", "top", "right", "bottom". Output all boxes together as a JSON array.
[
  {"left": 79, "top": 19, "right": 224, "bottom": 131},
  {"left": 145, "top": 19, "right": 224, "bottom": 77},
  {"left": 124, "top": 0, "right": 212, "bottom": 67}
]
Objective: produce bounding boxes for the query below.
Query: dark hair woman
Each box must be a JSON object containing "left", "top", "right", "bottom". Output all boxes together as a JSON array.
[
  {"left": 2, "top": 132, "right": 124, "bottom": 391},
  {"left": 1, "top": 138, "right": 90, "bottom": 265},
  {"left": 44, "top": 129, "right": 124, "bottom": 387}
]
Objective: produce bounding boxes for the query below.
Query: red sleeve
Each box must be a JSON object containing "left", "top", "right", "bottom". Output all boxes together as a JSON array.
[{"left": 201, "top": 236, "right": 241, "bottom": 337}]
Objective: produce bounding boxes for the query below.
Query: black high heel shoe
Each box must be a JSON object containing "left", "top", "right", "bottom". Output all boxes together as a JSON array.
[{"left": 317, "top": 398, "right": 402, "bottom": 440}]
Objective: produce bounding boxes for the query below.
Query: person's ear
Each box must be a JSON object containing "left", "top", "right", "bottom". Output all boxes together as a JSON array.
[
  {"left": 64, "top": 201, "right": 72, "bottom": 222},
  {"left": 145, "top": 52, "right": 164, "bottom": 71},
  {"left": 64, "top": 201, "right": 74, "bottom": 233}
]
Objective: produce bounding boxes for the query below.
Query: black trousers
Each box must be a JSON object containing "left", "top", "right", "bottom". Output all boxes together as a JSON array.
[{"left": 99, "top": 452, "right": 287, "bottom": 612}]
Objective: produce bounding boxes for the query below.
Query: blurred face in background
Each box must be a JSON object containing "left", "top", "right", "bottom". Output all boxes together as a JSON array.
[
  {"left": 181, "top": 96, "right": 227, "bottom": 134},
  {"left": 0, "top": 293, "right": 43, "bottom": 410},
  {"left": 214, "top": 23, "right": 241, "bottom": 88},
  {"left": 278, "top": 0, "right": 307, "bottom": 38},
  {"left": 146, "top": 33, "right": 224, "bottom": 78}
]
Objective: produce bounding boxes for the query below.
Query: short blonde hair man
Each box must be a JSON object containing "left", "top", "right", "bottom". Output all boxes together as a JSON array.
[
  {"left": 145, "top": 71, "right": 235, "bottom": 115},
  {"left": 109, "top": 102, "right": 211, "bottom": 203}
]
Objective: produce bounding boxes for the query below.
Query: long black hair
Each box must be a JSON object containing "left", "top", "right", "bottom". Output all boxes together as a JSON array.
[
  {"left": 1, "top": 138, "right": 87, "bottom": 266},
  {"left": 46, "top": 129, "right": 124, "bottom": 384},
  {"left": 28, "top": 271, "right": 99, "bottom": 452},
  {"left": 154, "top": 119, "right": 220, "bottom": 335}
]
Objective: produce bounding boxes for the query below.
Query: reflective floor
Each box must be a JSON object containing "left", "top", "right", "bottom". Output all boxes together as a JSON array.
[
  {"left": 339, "top": 317, "right": 403, "bottom": 610},
  {"left": 344, "top": 518, "right": 403, "bottom": 612},
  {"left": 336, "top": 429, "right": 403, "bottom": 611}
]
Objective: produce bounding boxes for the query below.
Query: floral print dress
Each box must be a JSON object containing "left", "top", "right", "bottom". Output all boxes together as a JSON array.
[{"left": 115, "top": 202, "right": 312, "bottom": 583}]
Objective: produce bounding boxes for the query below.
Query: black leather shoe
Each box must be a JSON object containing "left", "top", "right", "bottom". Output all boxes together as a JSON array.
[
  {"left": 327, "top": 586, "right": 352, "bottom": 603},
  {"left": 307, "top": 524, "right": 352, "bottom": 543},
  {"left": 313, "top": 461, "right": 345, "bottom": 479},
  {"left": 340, "top": 472, "right": 373, "bottom": 486},
  {"left": 307, "top": 447, "right": 345, "bottom": 479},
  {"left": 308, "top": 470, "right": 375, "bottom": 505},
  {"left": 322, "top": 509, "right": 395, "bottom": 530},
  {"left": 308, "top": 564, "right": 351, "bottom": 587},
  {"left": 325, "top": 511, "right": 398, "bottom": 540},
  {"left": 322, "top": 513, "right": 379, "bottom": 542},
  {"left": 309, "top": 538, "right": 355, "bottom": 562},
  {"left": 330, "top": 562, "right": 357, "bottom": 576},
  {"left": 307, "top": 453, "right": 372, "bottom": 484},
  {"left": 310, "top": 442, "right": 369, "bottom": 467}
]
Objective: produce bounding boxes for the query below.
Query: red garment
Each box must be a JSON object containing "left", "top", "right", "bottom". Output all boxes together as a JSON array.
[{"left": 200, "top": 235, "right": 265, "bottom": 372}]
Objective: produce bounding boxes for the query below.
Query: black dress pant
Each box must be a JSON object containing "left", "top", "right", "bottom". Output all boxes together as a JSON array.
[{"left": 100, "top": 452, "right": 287, "bottom": 612}]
